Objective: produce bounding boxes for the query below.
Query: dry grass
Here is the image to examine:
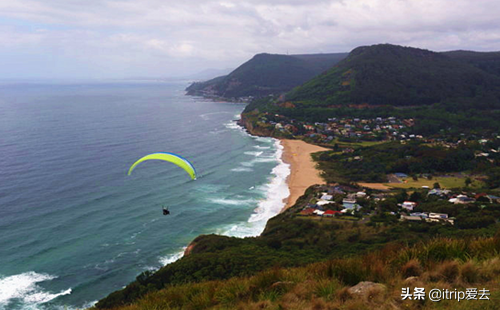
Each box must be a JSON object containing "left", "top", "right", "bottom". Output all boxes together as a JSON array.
[{"left": 103, "top": 236, "right": 500, "bottom": 310}]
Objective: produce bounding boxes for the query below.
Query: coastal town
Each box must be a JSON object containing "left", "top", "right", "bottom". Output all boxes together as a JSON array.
[
  {"left": 294, "top": 182, "right": 500, "bottom": 229},
  {"left": 253, "top": 112, "right": 500, "bottom": 151}
]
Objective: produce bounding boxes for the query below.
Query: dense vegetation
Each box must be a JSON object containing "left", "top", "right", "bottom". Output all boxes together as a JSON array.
[
  {"left": 315, "top": 141, "right": 499, "bottom": 184},
  {"left": 95, "top": 183, "right": 500, "bottom": 308},
  {"left": 186, "top": 52, "right": 347, "bottom": 98},
  {"left": 99, "top": 235, "right": 500, "bottom": 310},
  {"left": 443, "top": 50, "right": 500, "bottom": 77},
  {"left": 287, "top": 44, "right": 500, "bottom": 107}
]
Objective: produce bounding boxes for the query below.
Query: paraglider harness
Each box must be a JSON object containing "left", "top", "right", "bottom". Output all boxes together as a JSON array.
[{"left": 162, "top": 206, "right": 170, "bottom": 216}]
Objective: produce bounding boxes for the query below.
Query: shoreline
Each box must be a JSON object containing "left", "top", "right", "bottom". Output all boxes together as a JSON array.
[{"left": 279, "top": 139, "right": 329, "bottom": 211}]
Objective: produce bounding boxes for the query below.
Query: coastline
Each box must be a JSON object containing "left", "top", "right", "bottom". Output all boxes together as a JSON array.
[{"left": 280, "top": 139, "right": 329, "bottom": 211}]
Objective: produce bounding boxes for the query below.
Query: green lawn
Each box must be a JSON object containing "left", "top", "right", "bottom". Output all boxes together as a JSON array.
[
  {"left": 330, "top": 139, "right": 389, "bottom": 148},
  {"left": 385, "top": 176, "right": 484, "bottom": 189}
]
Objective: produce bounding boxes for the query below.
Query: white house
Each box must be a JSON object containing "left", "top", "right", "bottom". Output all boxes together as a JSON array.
[
  {"left": 320, "top": 194, "right": 333, "bottom": 201},
  {"left": 402, "top": 201, "right": 417, "bottom": 211}
]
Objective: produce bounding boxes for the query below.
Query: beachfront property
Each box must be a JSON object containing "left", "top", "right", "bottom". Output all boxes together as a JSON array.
[{"left": 259, "top": 113, "right": 500, "bottom": 153}]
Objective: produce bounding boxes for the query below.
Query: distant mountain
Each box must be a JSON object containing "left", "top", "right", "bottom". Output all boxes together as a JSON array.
[
  {"left": 185, "top": 68, "right": 234, "bottom": 80},
  {"left": 286, "top": 44, "right": 500, "bottom": 107},
  {"left": 185, "top": 52, "right": 348, "bottom": 98}
]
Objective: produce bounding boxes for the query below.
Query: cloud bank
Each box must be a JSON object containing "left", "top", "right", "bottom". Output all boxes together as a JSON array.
[{"left": 1, "top": 0, "right": 499, "bottom": 78}]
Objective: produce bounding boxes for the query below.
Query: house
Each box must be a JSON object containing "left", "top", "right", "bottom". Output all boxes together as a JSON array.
[
  {"left": 343, "top": 197, "right": 356, "bottom": 204},
  {"left": 477, "top": 194, "right": 500, "bottom": 203},
  {"left": 316, "top": 200, "right": 333, "bottom": 206},
  {"left": 486, "top": 195, "right": 500, "bottom": 203},
  {"left": 410, "top": 212, "right": 428, "bottom": 218},
  {"left": 429, "top": 213, "right": 448, "bottom": 219},
  {"left": 299, "top": 208, "right": 315, "bottom": 216},
  {"left": 428, "top": 213, "right": 454, "bottom": 225},
  {"left": 428, "top": 188, "right": 451, "bottom": 197},
  {"left": 402, "top": 201, "right": 417, "bottom": 211},
  {"left": 328, "top": 186, "right": 345, "bottom": 195},
  {"left": 320, "top": 194, "right": 333, "bottom": 201},
  {"left": 343, "top": 202, "right": 361, "bottom": 211},
  {"left": 451, "top": 195, "right": 476, "bottom": 204},
  {"left": 323, "top": 210, "right": 341, "bottom": 217},
  {"left": 313, "top": 210, "right": 325, "bottom": 216},
  {"left": 356, "top": 192, "right": 367, "bottom": 198}
]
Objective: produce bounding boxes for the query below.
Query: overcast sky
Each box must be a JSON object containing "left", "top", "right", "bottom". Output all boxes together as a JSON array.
[{"left": 1, "top": 0, "right": 500, "bottom": 79}]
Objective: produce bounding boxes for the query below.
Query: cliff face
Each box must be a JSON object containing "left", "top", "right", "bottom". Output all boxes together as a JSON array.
[{"left": 237, "top": 113, "right": 274, "bottom": 137}]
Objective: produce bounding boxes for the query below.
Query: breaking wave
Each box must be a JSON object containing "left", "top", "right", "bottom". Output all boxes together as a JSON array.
[{"left": 0, "top": 272, "right": 71, "bottom": 310}]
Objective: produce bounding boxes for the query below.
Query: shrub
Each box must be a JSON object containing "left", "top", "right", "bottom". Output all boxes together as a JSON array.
[{"left": 401, "top": 259, "right": 423, "bottom": 278}]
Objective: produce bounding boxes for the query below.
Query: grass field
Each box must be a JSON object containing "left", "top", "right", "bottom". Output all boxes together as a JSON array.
[
  {"left": 384, "top": 176, "right": 484, "bottom": 189},
  {"left": 331, "top": 139, "right": 389, "bottom": 148}
]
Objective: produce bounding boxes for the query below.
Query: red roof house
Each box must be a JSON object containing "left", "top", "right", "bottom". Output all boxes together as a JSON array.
[
  {"left": 299, "top": 208, "right": 316, "bottom": 216},
  {"left": 324, "top": 210, "right": 341, "bottom": 217}
]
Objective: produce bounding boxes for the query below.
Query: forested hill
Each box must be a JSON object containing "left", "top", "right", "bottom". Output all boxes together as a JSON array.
[
  {"left": 185, "top": 52, "right": 348, "bottom": 99},
  {"left": 285, "top": 44, "right": 500, "bottom": 107},
  {"left": 442, "top": 50, "right": 500, "bottom": 77}
]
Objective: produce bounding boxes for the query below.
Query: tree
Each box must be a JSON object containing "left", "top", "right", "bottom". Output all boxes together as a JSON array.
[
  {"left": 409, "top": 190, "right": 424, "bottom": 202},
  {"left": 465, "top": 177, "right": 472, "bottom": 187},
  {"left": 395, "top": 189, "right": 409, "bottom": 203},
  {"left": 433, "top": 182, "right": 441, "bottom": 189}
]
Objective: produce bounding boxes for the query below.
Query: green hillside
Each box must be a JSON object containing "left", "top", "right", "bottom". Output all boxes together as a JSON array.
[
  {"left": 286, "top": 44, "right": 500, "bottom": 107},
  {"left": 95, "top": 236, "right": 500, "bottom": 310},
  {"left": 443, "top": 50, "right": 500, "bottom": 77},
  {"left": 186, "top": 52, "right": 347, "bottom": 98}
]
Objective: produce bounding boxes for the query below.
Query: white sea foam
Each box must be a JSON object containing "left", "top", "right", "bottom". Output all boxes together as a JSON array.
[
  {"left": 0, "top": 272, "right": 71, "bottom": 309},
  {"left": 221, "top": 139, "right": 290, "bottom": 238},
  {"left": 208, "top": 198, "right": 257, "bottom": 206},
  {"left": 199, "top": 111, "right": 232, "bottom": 120},
  {"left": 223, "top": 121, "right": 241, "bottom": 130},
  {"left": 253, "top": 145, "right": 271, "bottom": 150},
  {"left": 159, "top": 247, "right": 186, "bottom": 266},
  {"left": 230, "top": 167, "right": 254, "bottom": 172},
  {"left": 255, "top": 136, "right": 273, "bottom": 143},
  {"left": 240, "top": 156, "right": 276, "bottom": 167},
  {"left": 244, "top": 151, "right": 263, "bottom": 156}
]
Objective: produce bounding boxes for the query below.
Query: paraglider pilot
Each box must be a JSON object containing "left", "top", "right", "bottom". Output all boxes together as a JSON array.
[{"left": 162, "top": 206, "right": 170, "bottom": 216}]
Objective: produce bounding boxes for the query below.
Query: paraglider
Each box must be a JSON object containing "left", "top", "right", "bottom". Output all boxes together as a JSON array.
[
  {"left": 128, "top": 152, "right": 197, "bottom": 180},
  {"left": 128, "top": 152, "right": 197, "bottom": 215}
]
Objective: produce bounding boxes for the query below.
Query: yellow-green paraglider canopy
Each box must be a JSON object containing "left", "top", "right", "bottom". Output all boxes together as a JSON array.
[{"left": 128, "top": 152, "right": 197, "bottom": 180}]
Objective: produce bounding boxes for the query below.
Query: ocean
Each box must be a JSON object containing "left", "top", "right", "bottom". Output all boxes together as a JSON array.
[{"left": 0, "top": 81, "right": 290, "bottom": 309}]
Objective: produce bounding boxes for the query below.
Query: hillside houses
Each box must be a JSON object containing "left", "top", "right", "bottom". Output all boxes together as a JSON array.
[
  {"left": 259, "top": 114, "right": 421, "bottom": 143},
  {"left": 296, "top": 182, "right": 500, "bottom": 228},
  {"left": 400, "top": 212, "right": 454, "bottom": 225},
  {"left": 257, "top": 112, "right": 500, "bottom": 150}
]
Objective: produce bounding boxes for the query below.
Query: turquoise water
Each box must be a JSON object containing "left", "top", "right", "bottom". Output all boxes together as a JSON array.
[{"left": 0, "top": 81, "right": 290, "bottom": 309}]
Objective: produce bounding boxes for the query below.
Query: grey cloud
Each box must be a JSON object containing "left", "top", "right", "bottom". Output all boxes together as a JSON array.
[{"left": 1, "top": 0, "right": 500, "bottom": 78}]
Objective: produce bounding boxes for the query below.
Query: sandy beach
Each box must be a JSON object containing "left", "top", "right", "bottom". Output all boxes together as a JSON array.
[{"left": 281, "top": 139, "right": 329, "bottom": 211}]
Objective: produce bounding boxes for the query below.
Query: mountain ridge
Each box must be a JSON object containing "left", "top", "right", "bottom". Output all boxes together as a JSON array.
[
  {"left": 285, "top": 44, "right": 500, "bottom": 107},
  {"left": 185, "top": 52, "right": 348, "bottom": 99}
]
